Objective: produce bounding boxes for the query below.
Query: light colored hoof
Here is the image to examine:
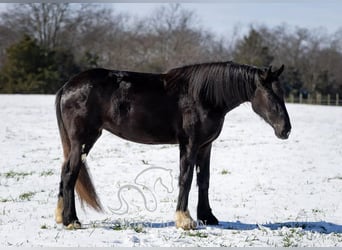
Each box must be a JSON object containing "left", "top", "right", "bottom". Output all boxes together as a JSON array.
[
  {"left": 55, "top": 198, "right": 63, "bottom": 224},
  {"left": 66, "top": 221, "right": 82, "bottom": 230},
  {"left": 175, "top": 210, "right": 197, "bottom": 230},
  {"left": 55, "top": 213, "right": 63, "bottom": 224}
]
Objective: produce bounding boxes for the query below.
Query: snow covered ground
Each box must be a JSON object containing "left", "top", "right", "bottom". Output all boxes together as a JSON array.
[{"left": 0, "top": 94, "right": 342, "bottom": 247}]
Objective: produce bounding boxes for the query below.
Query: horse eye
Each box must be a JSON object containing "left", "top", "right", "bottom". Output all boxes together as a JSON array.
[
  {"left": 272, "top": 84, "right": 284, "bottom": 99},
  {"left": 272, "top": 105, "right": 278, "bottom": 113}
]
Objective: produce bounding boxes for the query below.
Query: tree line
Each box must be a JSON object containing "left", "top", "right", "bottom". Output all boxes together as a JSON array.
[{"left": 0, "top": 3, "right": 341, "bottom": 96}]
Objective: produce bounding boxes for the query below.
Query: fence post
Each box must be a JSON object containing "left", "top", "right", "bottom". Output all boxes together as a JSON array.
[
  {"left": 327, "top": 94, "right": 330, "bottom": 105},
  {"left": 290, "top": 94, "right": 294, "bottom": 103},
  {"left": 299, "top": 93, "right": 303, "bottom": 104},
  {"left": 337, "top": 93, "right": 340, "bottom": 106},
  {"left": 316, "top": 93, "right": 321, "bottom": 105}
]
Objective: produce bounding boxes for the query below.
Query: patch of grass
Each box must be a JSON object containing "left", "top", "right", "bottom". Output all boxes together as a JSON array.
[
  {"left": 132, "top": 224, "right": 146, "bottom": 233},
  {"left": 312, "top": 208, "right": 324, "bottom": 214},
  {"left": 220, "top": 169, "right": 231, "bottom": 175},
  {"left": 184, "top": 231, "right": 208, "bottom": 238},
  {"left": 282, "top": 233, "right": 299, "bottom": 247},
  {"left": 328, "top": 176, "right": 342, "bottom": 181},
  {"left": 111, "top": 224, "right": 125, "bottom": 231},
  {"left": 0, "top": 197, "right": 12, "bottom": 202},
  {"left": 281, "top": 229, "right": 302, "bottom": 247},
  {"left": 282, "top": 235, "right": 292, "bottom": 247},
  {"left": 19, "top": 191, "right": 35, "bottom": 201},
  {"left": 141, "top": 159, "right": 149, "bottom": 165},
  {"left": 40, "top": 169, "right": 54, "bottom": 177},
  {"left": 2, "top": 171, "right": 35, "bottom": 180},
  {"left": 40, "top": 224, "right": 48, "bottom": 229},
  {"left": 109, "top": 223, "right": 146, "bottom": 233},
  {"left": 108, "top": 222, "right": 146, "bottom": 233},
  {"left": 244, "top": 235, "right": 258, "bottom": 243}
]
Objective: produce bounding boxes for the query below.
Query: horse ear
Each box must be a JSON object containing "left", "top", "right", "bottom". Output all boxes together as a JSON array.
[
  {"left": 259, "top": 65, "right": 284, "bottom": 83},
  {"left": 274, "top": 64, "right": 284, "bottom": 77},
  {"left": 259, "top": 66, "right": 272, "bottom": 81}
]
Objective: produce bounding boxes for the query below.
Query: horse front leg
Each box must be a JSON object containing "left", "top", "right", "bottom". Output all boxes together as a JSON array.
[
  {"left": 175, "top": 142, "right": 197, "bottom": 230},
  {"left": 196, "top": 143, "right": 219, "bottom": 225}
]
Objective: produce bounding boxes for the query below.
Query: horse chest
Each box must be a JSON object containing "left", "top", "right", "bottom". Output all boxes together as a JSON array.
[{"left": 180, "top": 103, "right": 224, "bottom": 144}]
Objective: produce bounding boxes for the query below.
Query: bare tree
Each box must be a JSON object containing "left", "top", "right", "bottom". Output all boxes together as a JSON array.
[
  {"left": 62, "top": 5, "right": 129, "bottom": 68},
  {"left": 0, "top": 24, "right": 18, "bottom": 68},
  {"left": 137, "top": 3, "right": 231, "bottom": 71},
  {"left": 1, "top": 3, "right": 70, "bottom": 49}
]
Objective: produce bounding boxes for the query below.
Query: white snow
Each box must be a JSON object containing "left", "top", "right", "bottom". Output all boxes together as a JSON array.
[{"left": 0, "top": 94, "right": 342, "bottom": 247}]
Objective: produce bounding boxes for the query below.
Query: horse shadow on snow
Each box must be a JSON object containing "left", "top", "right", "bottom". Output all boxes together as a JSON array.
[
  {"left": 98, "top": 220, "right": 342, "bottom": 234},
  {"left": 217, "top": 220, "right": 342, "bottom": 234}
]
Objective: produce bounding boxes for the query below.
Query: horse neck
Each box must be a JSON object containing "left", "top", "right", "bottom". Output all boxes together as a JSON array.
[
  {"left": 196, "top": 63, "right": 258, "bottom": 113},
  {"left": 222, "top": 78, "right": 256, "bottom": 113}
]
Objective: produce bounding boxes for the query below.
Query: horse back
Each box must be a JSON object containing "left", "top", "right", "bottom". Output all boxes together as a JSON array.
[{"left": 60, "top": 68, "right": 179, "bottom": 144}]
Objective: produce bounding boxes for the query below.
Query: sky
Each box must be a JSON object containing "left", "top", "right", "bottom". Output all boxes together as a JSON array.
[
  {"left": 0, "top": 2, "right": 341, "bottom": 38},
  {"left": 109, "top": 1, "right": 342, "bottom": 38}
]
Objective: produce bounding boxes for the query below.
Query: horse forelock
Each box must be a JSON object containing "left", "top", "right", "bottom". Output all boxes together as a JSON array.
[{"left": 165, "top": 61, "right": 261, "bottom": 107}]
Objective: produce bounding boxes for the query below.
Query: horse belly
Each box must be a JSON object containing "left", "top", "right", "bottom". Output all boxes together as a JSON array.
[{"left": 103, "top": 98, "right": 178, "bottom": 145}]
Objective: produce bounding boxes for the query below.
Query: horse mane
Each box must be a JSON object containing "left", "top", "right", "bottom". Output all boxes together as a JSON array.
[{"left": 164, "top": 61, "right": 262, "bottom": 107}]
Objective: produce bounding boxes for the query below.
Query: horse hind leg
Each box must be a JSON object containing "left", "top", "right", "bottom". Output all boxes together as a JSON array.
[
  {"left": 55, "top": 88, "right": 71, "bottom": 225},
  {"left": 55, "top": 86, "right": 102, "bottom": 228},
  {"left": 55, "top": 172, "right": 65, "bottom": 224},
  {"left": 61, "top": 132, "right": 102, "bottom": 229},
  {"left": 55, "top": 136, "right": 71, "bottom": 224},
  {"left": 58, "top": 141, "right": 83, "bottom": 229}
]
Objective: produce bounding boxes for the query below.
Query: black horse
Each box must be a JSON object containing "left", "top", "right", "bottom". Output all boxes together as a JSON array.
[{"left": 55, "top": 61, "right": 291, "bottom": 230}]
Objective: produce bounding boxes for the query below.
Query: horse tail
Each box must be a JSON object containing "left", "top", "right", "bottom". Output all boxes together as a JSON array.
[
  {"left": 56, "top": 86, "right": 102, "bottom": 211},
  {"left": 55, "top": 87, "right": 70, "bottom": 159},
  {"left": 76, "top": 162, "right": 102, "bottom": 211}
]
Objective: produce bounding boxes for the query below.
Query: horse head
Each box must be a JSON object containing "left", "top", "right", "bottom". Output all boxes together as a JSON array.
[
  {"left": 155, "top": 168, "right": 174, "bottom": 193},
  {"left": 251, "top": 65, "right": 291, "bottom": 139}
]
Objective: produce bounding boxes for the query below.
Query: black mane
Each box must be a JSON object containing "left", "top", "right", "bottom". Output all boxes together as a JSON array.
[{"left": 165, "top": 61, "right": 262, "bottom": 107}]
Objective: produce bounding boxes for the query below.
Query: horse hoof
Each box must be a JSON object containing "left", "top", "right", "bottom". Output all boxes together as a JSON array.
[
  {"left": 55, "top": 198, "right": 63, "bottom": 224},
  {"left": 55, "top": 214, "right": 63, "bottom": 224},
  {"left": 175, "top": 210, "right": 197, "bottom": 230},
  {"left": 66, "top": 221, "right": 82, "bottom": 230},
  {"left": 198, "top": 214, "right": 219, "bottom": 225}
]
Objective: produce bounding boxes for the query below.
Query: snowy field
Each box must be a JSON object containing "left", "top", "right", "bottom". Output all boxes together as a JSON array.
[{"left": 0, "top": 94, "right": 342, "bottom": 247}]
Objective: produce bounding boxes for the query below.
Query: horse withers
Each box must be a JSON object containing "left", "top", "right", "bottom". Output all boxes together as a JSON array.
[{"left": 54, "top": 61, "right": 291, "bottom": 230}]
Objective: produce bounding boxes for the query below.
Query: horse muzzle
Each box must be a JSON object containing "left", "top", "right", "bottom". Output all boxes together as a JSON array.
[{"left": 275, "top": 125, "right": 291, "bottom": 140}]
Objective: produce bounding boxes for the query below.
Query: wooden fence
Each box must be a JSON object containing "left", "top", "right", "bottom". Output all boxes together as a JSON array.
[{"left": 286, "top": 93, "right": 342, "bottom": 106}]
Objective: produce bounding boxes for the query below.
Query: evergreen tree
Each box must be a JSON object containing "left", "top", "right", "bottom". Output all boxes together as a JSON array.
[
  {"left": 233, "top": 28, "right": 274, "bottom": 67},
  {"left": 280, "top": 66, "right": 304, "bottom": 96},
  {"left": 0, "top": 35, "right": 79, "bottom": 94}
]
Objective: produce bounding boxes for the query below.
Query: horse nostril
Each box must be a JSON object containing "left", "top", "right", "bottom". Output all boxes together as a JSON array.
[{"left": 281, "top": 129, "right": 291, "bottom": 138}]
